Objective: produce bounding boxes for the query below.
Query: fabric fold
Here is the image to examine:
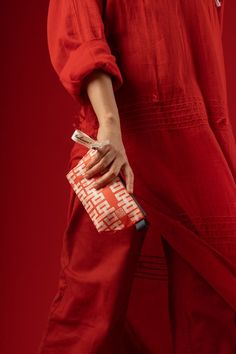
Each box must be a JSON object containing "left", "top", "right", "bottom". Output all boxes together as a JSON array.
[{"left": 47, "top": 0, "right": 123, "bottom": 104}]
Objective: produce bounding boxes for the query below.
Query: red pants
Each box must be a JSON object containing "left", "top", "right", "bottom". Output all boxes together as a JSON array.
[
  {"left": 162, "top": 238, "right": 236, "bottom": 353},
  {"left": 37, "top": 186, "right": 147, "bottom": 354},
  {"left": 38, "top": 142, "right": 236, "bottom": 354}
]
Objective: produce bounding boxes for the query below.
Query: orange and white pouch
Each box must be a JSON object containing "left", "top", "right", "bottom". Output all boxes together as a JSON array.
[{"left": 66, "top": 129, "right": 149, "bottom": 233}]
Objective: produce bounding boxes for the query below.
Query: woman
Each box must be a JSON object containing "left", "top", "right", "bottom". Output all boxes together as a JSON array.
[{"left": 38, "top": 1, "right": 236, "bottom": 353}]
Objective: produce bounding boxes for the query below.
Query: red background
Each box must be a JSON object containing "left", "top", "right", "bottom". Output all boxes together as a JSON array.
[{"left": 1, "top": 1, "right": 236, "bottom": 353}]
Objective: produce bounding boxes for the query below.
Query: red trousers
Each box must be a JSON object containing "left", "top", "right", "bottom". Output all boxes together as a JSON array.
[{"left": 37, "top": 139, "right": 236, "bottom": 354}]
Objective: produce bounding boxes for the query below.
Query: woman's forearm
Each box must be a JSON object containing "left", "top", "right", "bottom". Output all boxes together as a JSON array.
[
  {"left": 85, "top": 70, "right": 122, "bottom": 133},
  {"left": 82, "top": 70, "right": 134, "bottom": 194}
]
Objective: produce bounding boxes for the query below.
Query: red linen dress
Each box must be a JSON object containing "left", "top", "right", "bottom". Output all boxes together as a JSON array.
[{"left": 38, "top": 1, "right": 236, "bottom": 353}]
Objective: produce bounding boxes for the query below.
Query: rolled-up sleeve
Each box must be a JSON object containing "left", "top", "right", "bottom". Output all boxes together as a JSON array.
[{"left": 47, "top": 0, "right": 123, "bottom": 103}]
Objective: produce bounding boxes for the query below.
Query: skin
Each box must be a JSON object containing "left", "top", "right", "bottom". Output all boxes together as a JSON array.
[{"left": 82, "top": 70, "right": 134, "bottom": 194}]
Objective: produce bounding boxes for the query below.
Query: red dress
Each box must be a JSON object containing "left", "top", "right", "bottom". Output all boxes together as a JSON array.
[{"left": 38, "top": 1, "right": 236, "bottom": 353}]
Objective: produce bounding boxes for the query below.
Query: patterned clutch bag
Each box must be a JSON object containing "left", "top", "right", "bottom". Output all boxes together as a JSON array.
[{"left": 66, "top": 129, "right": 148, "bottom": 233}]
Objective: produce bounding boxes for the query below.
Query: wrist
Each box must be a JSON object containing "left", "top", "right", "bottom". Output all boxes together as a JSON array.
[
  {"left": 98, "top": 113, "right": 121, "bottom": 128},
  {"left": 97, "top": 117, "right": 123, "bottom": 145}
]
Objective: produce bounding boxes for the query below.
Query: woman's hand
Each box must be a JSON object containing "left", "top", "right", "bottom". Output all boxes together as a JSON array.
[{"left": 83, "top": 119, "right": 134, "bottom": 194}]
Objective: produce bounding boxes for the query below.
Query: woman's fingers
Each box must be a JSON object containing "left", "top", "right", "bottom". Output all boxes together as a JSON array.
[
  {"left": 91, "top": 159, "right": 134, "bottom": 194},
  {"left": 83, "top": 141, "right": 134, "bottom": 193},
  {"left": 91, "top": 160, "right": 121, "bottom": 190},
  {"left": 85, "top": 144, "right": 111, "bottom": 172},
  {"left": 84, "top": 148, "right": 116, "bottom": 179}
]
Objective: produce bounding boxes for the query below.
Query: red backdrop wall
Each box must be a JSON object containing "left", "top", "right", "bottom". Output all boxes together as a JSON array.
[{"left": 1, "top": 1, "right": 236, "bottom": 354}]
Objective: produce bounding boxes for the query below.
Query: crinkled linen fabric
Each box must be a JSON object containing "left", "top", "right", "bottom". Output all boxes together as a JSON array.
[{"left": 38, "top": 1, "right": 236, "bottom": 353}]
